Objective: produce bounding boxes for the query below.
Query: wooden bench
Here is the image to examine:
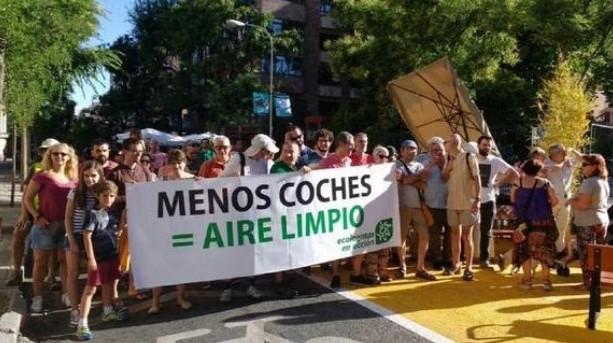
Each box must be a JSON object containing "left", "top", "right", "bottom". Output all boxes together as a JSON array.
[{"left": 586, "top": 244, "right": 613, "bottom": 330}]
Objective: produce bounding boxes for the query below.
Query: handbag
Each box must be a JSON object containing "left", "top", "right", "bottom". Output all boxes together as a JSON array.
[{"left": 399, "top": 160, "right": 434, "bottom": 227}]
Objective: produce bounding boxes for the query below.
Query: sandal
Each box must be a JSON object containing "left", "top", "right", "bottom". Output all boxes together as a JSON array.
[
  {"left": 462, "top": 269, "right": 474, "bottom": 281},
  {"left": 130, "top": 292, "right": 149, "bottom": 301},
  {"left": 147, "top": 306, "right": 161, "bottom": 315},
  {"left": 543, "top": 280, "right": 553, "bottom": 292},
  {"left": 176, "top": 301, "right": 193, "bottom": 310}
]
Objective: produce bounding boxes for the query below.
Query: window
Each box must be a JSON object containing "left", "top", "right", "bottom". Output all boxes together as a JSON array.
[
  {"left": 262, "top": 56, "right": 302, "bottom": 77},
  {"left": 320, "top": 0, "right": 333, "bottom": 16},
  {"left": 270, "top": 18, "right": 304, "bottom": 36}
]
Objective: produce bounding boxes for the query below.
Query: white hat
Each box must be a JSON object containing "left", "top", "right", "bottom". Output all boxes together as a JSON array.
[
  {"left": 39, "top": 138, "right": 60, "bottom": 149},
  {"left": 244, "top": 134, "right": 279, "bottom": 157}
]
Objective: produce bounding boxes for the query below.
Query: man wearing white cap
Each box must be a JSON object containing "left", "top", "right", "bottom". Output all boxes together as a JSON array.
[
  {"left": 222, "top": 133, "right": 279, "bottom": 177},
  {"left": 219, "top": 133, "right": 279, "bottom": 303},
  {"left": 6, "top": 138, "right": 60, "bottom": 286}
]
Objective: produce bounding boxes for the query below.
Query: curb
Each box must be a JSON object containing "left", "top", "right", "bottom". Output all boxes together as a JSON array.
[{"left": 0, "top": 287, "right": 27, "bottom": 343}]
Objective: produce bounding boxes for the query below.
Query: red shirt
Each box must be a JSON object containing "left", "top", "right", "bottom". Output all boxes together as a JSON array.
[
  {"left": 198, "top": 159, "right": 225, "bottom": 178},
  {"left": 350, "top": 153, "right": 374, "bottom": 166},
  {"left": 319, "top": 153, "right": 352, "bottom": 169},
  {"left": 32, "top": 172, "right": 77, "bottom": 221}
]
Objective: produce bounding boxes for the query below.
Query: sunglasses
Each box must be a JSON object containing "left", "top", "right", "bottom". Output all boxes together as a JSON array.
[
  {"left": 289, "top": 135, "right": 303, "bottom": 141},
  {"left": 582, "top": 162, "right": 594, "bottom": 167},
  {"left": 140, "top": 159, "right": 151, "bottom": 163},
  {"left": 378, "top": 154, "right": 389, "bottom": 159},
  {"left": 52, "top": 152, "right": 68, "bottom": 157}
]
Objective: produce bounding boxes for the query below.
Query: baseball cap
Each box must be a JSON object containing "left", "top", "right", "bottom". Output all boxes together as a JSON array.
[
  {"left": 39, "top": 138, "right": 60, "bottom": 149},
  {"left": 400, "top": 139, "right": 418, "bottom": 149},
  {"left": 244, "top": 134, "right": 279, "bottom": 157}
]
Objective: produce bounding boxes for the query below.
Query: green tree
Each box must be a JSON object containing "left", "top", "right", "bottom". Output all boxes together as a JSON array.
[
  {"left": 537, "top": 60, "right": 594, "bottom": 151},
  {"left": 97, "top": 0, "right": 301, "bottom": 135},
  {"left": 0, "top": 0, "right": 120, "bottom": 128},
  {"left": 326, "top": 0, "right": 613, "bottom": 157}
]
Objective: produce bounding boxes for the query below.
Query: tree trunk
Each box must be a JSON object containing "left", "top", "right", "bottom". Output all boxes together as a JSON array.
[{"left": 20, "top": 125, "right": 28, "bottom": 185}]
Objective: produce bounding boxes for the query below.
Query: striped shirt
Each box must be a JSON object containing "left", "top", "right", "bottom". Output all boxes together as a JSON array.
[{"left": 67, "top": 189, "right": 97, "bottom": 234}]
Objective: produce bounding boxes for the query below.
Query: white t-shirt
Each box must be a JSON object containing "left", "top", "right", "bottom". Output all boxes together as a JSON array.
[
  {"left": 544, "top": 157, "right": 578, "bottom": 200},
  {"left": 478, "top": 155, "right": 513, "bottom": 203},
  {"left": 222, "top": 152, "right": 272, "bottom": 177}
]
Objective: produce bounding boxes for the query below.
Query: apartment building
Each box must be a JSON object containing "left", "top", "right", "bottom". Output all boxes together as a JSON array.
[{"left": 253, "top": 0, "right": 360, "bottom": 140}]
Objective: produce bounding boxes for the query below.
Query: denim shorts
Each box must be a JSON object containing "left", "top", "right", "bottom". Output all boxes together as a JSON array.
[{"left": 31, "top": 222, "right": 66, "bottom": 250}]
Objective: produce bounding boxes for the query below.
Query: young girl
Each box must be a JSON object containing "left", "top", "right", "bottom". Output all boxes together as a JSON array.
[
  {"left": 148, "top": 149, "right": 193, "bottom": 314},
  {"left": 64, "top": 161, "right": 104, "bottom": 327},
  {"left": 76, "top": 180, "right": 125, "bottom": 341}
]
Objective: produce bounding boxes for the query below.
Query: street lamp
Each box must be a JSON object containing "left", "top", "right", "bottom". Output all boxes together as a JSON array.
[{"left": 224, "top": 19, "right": 274, "bottom": 138}]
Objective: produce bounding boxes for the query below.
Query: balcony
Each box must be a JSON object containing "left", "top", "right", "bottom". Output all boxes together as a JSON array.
[{"left": 257, "top": 0, "right": 305, "bottom": 22}]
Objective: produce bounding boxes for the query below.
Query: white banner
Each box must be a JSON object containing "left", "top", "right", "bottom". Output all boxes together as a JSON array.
[{"left": 126, "top": 163, "right": 401, "bottom": 289}]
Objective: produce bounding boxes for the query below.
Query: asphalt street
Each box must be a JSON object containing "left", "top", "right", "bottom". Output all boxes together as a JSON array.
[{"left": 21, "top": 273, "right": 430, "bottom": 343}]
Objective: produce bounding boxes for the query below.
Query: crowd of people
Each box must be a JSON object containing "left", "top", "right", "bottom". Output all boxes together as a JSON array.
[{"left": 5, "top": 125, "right": 611, "bottom": 340}]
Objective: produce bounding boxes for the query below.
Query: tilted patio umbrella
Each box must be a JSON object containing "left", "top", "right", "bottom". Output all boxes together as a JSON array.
[{"left": 387, "top": 57, "right": 499, "bottom": 154}]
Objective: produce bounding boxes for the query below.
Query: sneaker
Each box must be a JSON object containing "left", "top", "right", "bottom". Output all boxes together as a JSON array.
[
  {"left": 415, "top": 269, "right": 437, "bottom": 281},
  {"left": 30, "top": 296, "right": 43, "bottom": 313},
  {"left": 5, "top": 270, "right": 22, "bottom": 286},
  {"left": 102, "top": 310, "right": 125, "bottom": 322},
  {"left": 380, "top": 275, "right": 392, "bottom": 282},
  {"left": 543, "top": 280, "right": 553, "bottom": 292},
  {"left": 219, "top": 289, "right": 232, "bottom": 303},
  {"left": 479, "top": 261, "right": 494, "bottom": 270},
  {"left": 350, "top": 275, "right": 379, "bottom": 286},
  {"left": 246, "top": 285, "right": 262, "bottom": 300},
  {"left": 462, "top": 269, "right": 474, "bottom": 281},
  {"left": 75, "top": 325, "right": 93, "bottom": 341},
  {"left": 69, "top": 310, "right": 80, "bottom": 327},
  {"left": 330, "top": 275, "right": 341, "bottom": 288},
  {"left": 115, "top": 306, "right": 129, "bottom": 320},
  {"left": 62, "top": 294, "right": 72, "bottom": 308}
]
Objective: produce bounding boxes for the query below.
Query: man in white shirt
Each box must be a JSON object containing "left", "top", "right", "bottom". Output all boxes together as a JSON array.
[
  {"left": 544, "top": 144, "right": 582, "bottom": 261},
  {"left": 475, "top": 136, "right": 519, "bottom": 269},
  {"left": 222, "top": 134, "right": 278, "bottom": 177}
]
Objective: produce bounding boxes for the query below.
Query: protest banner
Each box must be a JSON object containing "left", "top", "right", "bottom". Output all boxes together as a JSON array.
[{"left": 126, "top": 163, "right": 400, "bottom": 289}]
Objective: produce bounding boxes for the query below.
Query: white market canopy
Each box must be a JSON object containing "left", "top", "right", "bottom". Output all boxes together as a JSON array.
[
  {"left": 387, "top": 57, "right": 499, "bottom": 154},
  {"left": 115, "top": 128, "right": 215, "bottom": 147}
]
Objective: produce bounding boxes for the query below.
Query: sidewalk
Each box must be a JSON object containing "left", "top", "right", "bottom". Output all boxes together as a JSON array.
[{"left": 0, "top": 160, "right": 28, "bottom": 343}]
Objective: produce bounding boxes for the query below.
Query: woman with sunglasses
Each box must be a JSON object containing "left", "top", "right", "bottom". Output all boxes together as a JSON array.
[
  {"left": 567, "top": 154, "right": 610, "bottom": 289},
  {"left": 139, "top": 153, "right": 158, "bottom": 181},
  {"left": 24, "top": 143, "right": 79, "bottom": 312}
]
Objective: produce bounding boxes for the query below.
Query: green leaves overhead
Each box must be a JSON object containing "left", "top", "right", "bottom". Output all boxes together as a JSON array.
[
  {"left": 326, "top": 0, "right": 613, "bottom": 157},
  {"left": 0, "top": 0, "right": 120, "bottom": 126}
]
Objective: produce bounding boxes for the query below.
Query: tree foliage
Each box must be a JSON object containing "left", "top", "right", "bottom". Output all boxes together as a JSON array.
[
  {"left": 537, "top": 60, "right": 593, "bottom": 151},
  {"left": 0, "top": 0, "right": 121, "bottom": 128},
  {"left": 96, "top": 0, "right": 301, "bottom": 134},
  {"left": 326, "top": 0, "right": 613, "bottom": 158}
]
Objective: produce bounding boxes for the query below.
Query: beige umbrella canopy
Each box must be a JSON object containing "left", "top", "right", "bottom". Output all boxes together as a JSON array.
[{"left": 387, "top": 57, "right": 499, "bottom": 154}]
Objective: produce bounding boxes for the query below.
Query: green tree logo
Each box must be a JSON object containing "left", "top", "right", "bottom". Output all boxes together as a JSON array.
[{"left": 375, "top": 218, "right": 393, "bottom": 244}]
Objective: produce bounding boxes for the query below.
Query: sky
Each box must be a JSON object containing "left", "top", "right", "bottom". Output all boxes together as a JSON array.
[{"left": 70, "top": 0, "right": 133, "bottom": 114}]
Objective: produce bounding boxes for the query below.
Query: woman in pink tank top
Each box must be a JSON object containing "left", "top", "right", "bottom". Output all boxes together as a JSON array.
[{"left": 24, "top": 142, "right": 78, "bottom": 313}]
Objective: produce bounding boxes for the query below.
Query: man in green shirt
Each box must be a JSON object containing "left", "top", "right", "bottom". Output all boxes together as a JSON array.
[{"left": 270, "top": 141, "right": 301, "bottom": 298}]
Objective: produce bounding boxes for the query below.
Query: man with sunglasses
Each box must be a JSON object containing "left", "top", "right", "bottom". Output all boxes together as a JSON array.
[
  {"left": 285, "top": 124, "right": 316, "bottom": 168},
  {"left": 198, "top": 136, "right": 231, "bottom": 178}
]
